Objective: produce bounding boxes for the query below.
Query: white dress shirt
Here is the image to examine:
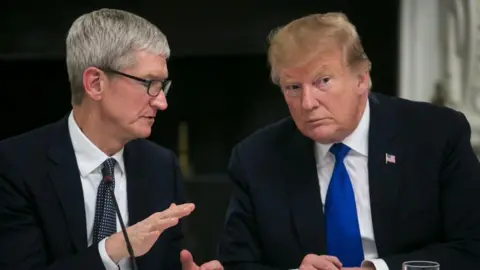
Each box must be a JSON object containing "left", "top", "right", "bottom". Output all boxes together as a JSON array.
[
  {"left": 68, "top": 112, "right": 131, "bottom": 270},
  {"left": 313, "top": 100, "right": 388, "bottom": 270}
]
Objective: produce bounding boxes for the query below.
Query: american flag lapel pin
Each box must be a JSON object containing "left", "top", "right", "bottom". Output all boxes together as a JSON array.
[{"left": 385, "top": 153, "right": 396, "bottom": 164}]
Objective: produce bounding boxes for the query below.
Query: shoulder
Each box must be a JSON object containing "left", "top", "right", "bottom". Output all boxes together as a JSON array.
[
  {"left": 233, "top": 117, "right": 297, "bottom": 155},
  {"left": 0, "top": 121, "right": 59, "bottom": 165},
  {"left": 0, "top": 122, "right": 56, "bottom": 152},
  {"left": 0, "top": 120, "right": 63, "bottom": 184},
  {"left": 229, "top": 117, "right": 305, "bottom": 177},
  {"left": 374, "top": 93, "right": 464, "bottom": 118},
  {"left": 373, "top": 93, "right": 467, "bottom": 131},
  {"left": 372, "top": 94, "right": 472, "bottom": 161},
  {"left": 126, "top": 138, "right": 177, "bottom": 165}
]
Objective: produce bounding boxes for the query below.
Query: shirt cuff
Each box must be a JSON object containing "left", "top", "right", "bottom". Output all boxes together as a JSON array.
[
  {"left": 362, "top": 258, "right": 389, "bottom": 270},
  {"left": 98, "top": 238, "right": 120, "bottom": 270}
]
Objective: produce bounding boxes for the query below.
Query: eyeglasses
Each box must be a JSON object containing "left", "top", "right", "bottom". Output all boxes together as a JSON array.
[{"left": 99, "top": 68, "right": 172, "bottom": 97}]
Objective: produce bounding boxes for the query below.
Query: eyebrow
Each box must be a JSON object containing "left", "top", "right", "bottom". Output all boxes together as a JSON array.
[
  {"left": 313, "top": 65, "right": 333, "bottom": 74},
  {"left": 142, "top": 73, "right": 168, "bottom": 80},
  {"left": 280, "top": 64, "right": 334, "bottom": 83},
  {"left": 279, "top": 77, "right": 299, "bottom": 85}
]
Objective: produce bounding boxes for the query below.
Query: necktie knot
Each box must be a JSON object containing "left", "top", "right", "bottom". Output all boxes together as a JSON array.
[
  {"left": 329, "top": 143, "right": 350, "bottom": 162},
  {"left": 101, "top": 158, "right": 116, "bottom": 183}
]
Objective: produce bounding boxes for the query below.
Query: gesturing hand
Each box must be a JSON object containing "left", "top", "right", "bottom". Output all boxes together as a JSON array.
[{"left": 106, "top": 203, "right": 195, "bottom": 263}]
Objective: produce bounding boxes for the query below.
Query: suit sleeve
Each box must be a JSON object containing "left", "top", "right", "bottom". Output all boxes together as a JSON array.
[
  {"left": 217, "top": 146, "right": 280, "bottom": 270},
  {"left": 0, "top": 173, "right": 105, "bottom": 270},
  {"left": 162, "top": 150, "right": 187, "bottom": 270},
  {"left": 381, "top": 112, "right": 480, "bottom": 269}
]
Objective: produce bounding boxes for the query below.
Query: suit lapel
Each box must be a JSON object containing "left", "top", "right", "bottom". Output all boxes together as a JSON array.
[
  {"left": 367, "top": 94, "right": 404, "bottom": 256},
  {"left": 124, "top": 142, "right": 166, "bottom": 269},
  {"left": 47, "top": 117, "right": 88, "bottom": 251},
  {"left": 124, "top": 142, "right": 151, "bottom": 226},
  {"left": 285, "top": 127, "right": 326, "bottom": 255},
  {"left": 286, "top": 94, "right": 405, "bottom": 256}
]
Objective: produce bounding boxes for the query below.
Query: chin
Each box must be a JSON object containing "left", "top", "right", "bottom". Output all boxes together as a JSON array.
[
  {"left": 306, "top": 126, "right": 339, "bottom": 143},
  {"left": 132, "top": 127, "right": 152, "bottom": 139}
]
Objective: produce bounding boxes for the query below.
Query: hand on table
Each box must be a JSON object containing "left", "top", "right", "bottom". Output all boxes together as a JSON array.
[
  {"left": 342, "top": 267, "right": 375, "bottom": 270},
  {"left": 341, "top": 266, "right": 375, "bottom": 270},
  {"left": 298, "top": 254, "right": 342, "bottom": 270}
]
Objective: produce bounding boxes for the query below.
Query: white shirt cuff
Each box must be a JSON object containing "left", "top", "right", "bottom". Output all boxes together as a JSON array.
[
  {"left": 98, "top": 238, "right": 120, "bottom": 270},
  {"left": 362, "top": 258, "right": 389, "bottom": 270}
]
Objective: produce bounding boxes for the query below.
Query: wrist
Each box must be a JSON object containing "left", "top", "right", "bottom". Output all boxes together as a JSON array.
[
  {"left": 362, "top": 259, "right": 385, "bottom": 270},
  {"left": 105, "top": 233, "right": 127, "bottom": 263}
]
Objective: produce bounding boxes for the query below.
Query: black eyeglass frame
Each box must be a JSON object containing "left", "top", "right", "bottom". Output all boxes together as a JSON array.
[{"left": 98, "top": 67, "right": 172, "bottom": 97}]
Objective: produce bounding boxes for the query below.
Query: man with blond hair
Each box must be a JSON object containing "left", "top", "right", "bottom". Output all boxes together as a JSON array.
[
  {"left": 0, "top": 9, "right": 222, "bottom": 270},
  {"left": 217, "top": 12, "right": 480, "bottom": 270}
]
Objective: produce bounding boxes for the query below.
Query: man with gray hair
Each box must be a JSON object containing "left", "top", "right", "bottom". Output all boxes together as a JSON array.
[{"left": 0, "top": 8, "right": 222, "bottom": 270}]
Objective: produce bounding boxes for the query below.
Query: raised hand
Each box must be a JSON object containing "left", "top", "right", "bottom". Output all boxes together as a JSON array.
[{"left": 106, "top": 203, "right": 195, "bottom": 262}]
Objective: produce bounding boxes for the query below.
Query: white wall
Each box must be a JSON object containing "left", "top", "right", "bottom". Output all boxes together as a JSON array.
[
  {"left": 399, "top": 0, "right": 441, "bottom": 103},
  {"left": 399, "top": 0, "right": 480, "bottom": 148}
]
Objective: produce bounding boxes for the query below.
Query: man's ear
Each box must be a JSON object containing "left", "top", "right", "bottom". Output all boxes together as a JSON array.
[
  {"left": 356, "top": 70, "right": 370, "bottom": 94},
  {"left": 82, "top": 67, "right": 105, "bottom": 101}
]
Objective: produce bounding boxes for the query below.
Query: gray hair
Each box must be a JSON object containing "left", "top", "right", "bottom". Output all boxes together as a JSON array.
[{"left": 66, "top": 8, "right": 170, "bottom": 105}]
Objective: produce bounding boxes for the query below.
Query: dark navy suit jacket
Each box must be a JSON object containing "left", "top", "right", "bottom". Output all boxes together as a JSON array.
[
  {"left": 0, "top": 117, "right": 186, "bottom": 269},
  {"left": 218, "top": 94, "right": 480, "bottom": 270}
]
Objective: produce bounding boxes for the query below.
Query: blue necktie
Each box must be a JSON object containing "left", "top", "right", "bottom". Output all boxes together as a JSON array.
[{"left": 325, "top": 143, "right": 364, "bottom": 267}]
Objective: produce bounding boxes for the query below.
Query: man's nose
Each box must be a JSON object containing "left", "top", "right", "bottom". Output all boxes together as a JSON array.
[
  {"left": 150, "top": 91, "right": 168, "bottom": 111},
  {"left": 300, "top": 86, "right": 318, "bottom": 110}
]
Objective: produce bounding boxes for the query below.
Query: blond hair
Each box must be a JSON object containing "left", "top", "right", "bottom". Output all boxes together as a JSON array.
[{"left": 267, "top": 12, "right": 371, "bottom": 85}]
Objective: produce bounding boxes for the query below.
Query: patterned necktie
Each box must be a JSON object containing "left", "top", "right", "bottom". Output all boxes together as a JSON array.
[
  {"left": 92, "top": 158, "right": 117, "bottom": 244},
  {"left": 325, "top": 143, "right": 364, "bottom": 267}
]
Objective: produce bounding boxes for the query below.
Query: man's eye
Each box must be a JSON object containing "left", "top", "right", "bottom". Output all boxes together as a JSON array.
[
  {"left": 285, "top": 84, "right": 301, "bottom": 91},
  {"left": 314, "top": 77, "right": 330, "bottom": 86}
]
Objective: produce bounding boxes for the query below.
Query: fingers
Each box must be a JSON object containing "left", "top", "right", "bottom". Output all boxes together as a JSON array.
[
  {"left": 180, "top": 249, "right": 196, "bottom": 270},
  {"left": 324, "top": 255, "right": 342, "bottom": 268},
  {"left": 150, "top": 216, "right": 179, "bottom": 231},
  {"left": 180, "top": 249, "right": 193, "bottom": 264},
  {"left": 200, "top": 260, "right": 223, "bottom": 270},
  {"left": 299, "top": 265, "right": 316, "bottom": 270},
  {"left": 311, "top": 260, "right": 340, "bottom": 270},
  {"left": 162, "top": 203, "right": 195, "bottom": 218},
  {"left": 181, "top": 251, "right": 223, "bottom": 270},
  {"left": 120, "top": 204, "right": 195, "bottom": 260},
  {"left": 302, "top": 254, "right": 341, "bottom": 270},
  {"left": 152, "top": 203, "right": 195, "bottom": 220},
  {"left": 132, "top": 216, "right": 178, "bottom": 234},
  {"left": 141, "top": 203, "right": 194, "bottom": 231}
]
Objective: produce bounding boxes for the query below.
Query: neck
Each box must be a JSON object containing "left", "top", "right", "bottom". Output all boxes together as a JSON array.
[
  {"left": 72, "top": 103, "right": 126, "bottom": 156},
  {"left": 332, "top": 94, "right": 368, "bottom": 144},
  {"left": 355, "top": 94, "right": 368, "bottom": 126}
]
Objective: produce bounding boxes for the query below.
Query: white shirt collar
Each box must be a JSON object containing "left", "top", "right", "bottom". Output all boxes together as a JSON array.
[
  {"left": 68, "top": 111, "right": 125, "bottom": 177},
  {"left": 315, "top": 99, "right": 370, "bottom": 160}
]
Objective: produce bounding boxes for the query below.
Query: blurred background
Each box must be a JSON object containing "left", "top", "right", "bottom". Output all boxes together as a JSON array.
[{"left": 1, "top": 0, "right": 478, "bottom": 263}]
